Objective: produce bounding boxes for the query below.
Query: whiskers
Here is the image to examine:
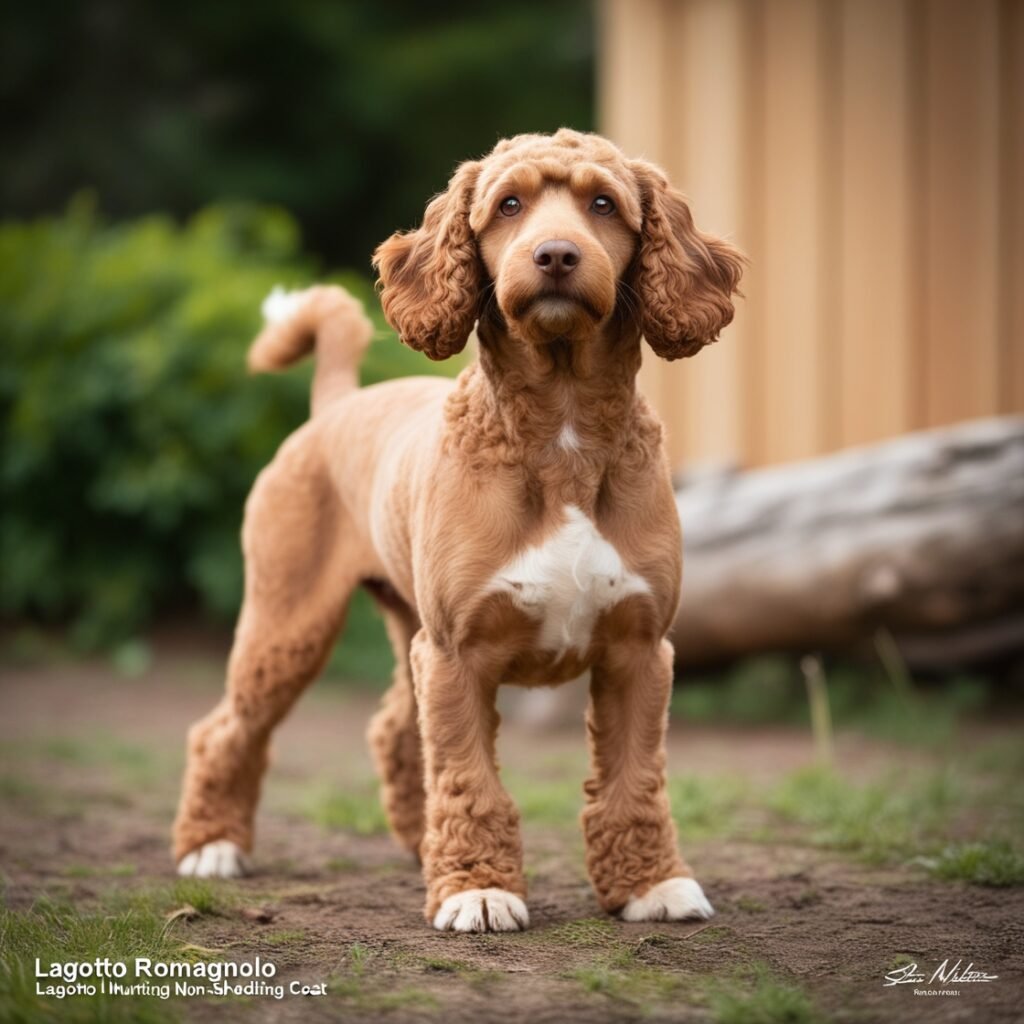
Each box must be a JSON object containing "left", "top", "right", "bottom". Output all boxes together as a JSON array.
[
  {"left": 615, "top": 279, "right": 642, "bottom": 324},
  {"left": 479, "top": 280, "right": 500, "bottom": 321}
]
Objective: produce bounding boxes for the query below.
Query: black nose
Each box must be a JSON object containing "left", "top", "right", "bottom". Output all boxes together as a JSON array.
[{"left": 533, "top": 239, "right": 581, "bottom": 278}]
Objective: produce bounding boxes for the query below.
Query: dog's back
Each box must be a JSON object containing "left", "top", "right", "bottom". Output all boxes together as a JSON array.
[{"left": 246, "top": 284, "right": 454, "bottom": 597}]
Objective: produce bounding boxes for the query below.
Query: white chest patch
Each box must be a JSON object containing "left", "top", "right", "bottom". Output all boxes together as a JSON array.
[{"left": 487, "top": 506, "right": 650, "bottom": 655}]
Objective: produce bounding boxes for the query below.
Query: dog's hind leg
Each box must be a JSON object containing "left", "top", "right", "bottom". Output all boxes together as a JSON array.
[
  {"left": 173, "top": 426, "right": 357, "bottom": 876},
  {"left": 367, "top": 596, "right": 426, "bottom": 857}
]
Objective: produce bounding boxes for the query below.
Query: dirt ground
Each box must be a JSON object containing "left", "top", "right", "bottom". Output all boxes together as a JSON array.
[{"left": 1, "top": 650, "right": 1022, "bottom": 1023}]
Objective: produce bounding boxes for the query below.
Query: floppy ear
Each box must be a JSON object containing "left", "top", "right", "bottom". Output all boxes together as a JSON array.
[
  {"left": 373, "top": 161, "right": 484, "bottom": 360},
  {"left": 630, "top": 160, "right": 745, "bottom": 360}
]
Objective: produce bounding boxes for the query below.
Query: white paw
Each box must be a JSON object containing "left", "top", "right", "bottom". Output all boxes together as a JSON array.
[
  {"left": 621, "top": 877, "right": 714, "bottom": 922},
  {"left": 177, "top": 840, "right": 249, "bottom": 879},
  {"left": 433, "top": 888, "right": 529, "bottom": 933}
]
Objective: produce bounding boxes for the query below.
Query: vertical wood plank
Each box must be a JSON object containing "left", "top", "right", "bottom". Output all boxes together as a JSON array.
[
  {"left": 1000, "top": 0, "right": 1024, "bottom": 412},
  {"left": 598, "top": 0, "right": 1015, "bottom": 468},
  {"left": 818, "top": 0, "right": 843, "bottom": 452},
  {"left": 741, "top": 1, "right": 768, "bottom": 467},
  {"left": 598, "top": 0, "right": 676, "bottom": 454},
  {"left": 662, "top": 0, "right": 750, "bottom": 470},
  {"left": 597, "top": 0, "right": 668, "bottom": 160},
  {"left": 838, "top": 0, "right": 914, "bottom": 445},
  {"left": 760, "top": 0, "right": 828, "bottom": 462},
  {"left": 922, "top": 0, "right": 1001, "bottom": 426}
]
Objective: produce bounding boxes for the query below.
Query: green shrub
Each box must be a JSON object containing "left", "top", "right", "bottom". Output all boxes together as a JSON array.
[{"left": 0, "top": 197, "right": 455, "bottom": 656}]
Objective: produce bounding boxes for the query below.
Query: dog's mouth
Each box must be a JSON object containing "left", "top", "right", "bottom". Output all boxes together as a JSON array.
[{"left": 508, "top": 291, "right": 605, "bottom": 335}]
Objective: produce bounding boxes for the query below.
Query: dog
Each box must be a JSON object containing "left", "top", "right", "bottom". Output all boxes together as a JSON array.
[{"left": 173, "top": 129, "right": 744, "bottom": 932}]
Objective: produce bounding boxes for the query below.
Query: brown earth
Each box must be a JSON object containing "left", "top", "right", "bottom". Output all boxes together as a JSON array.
[{"left": 1, "top": 652, "right": 1022, "bottom": 1023}]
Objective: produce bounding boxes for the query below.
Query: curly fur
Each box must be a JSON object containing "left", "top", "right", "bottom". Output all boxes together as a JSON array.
[
  {"left": 367, "top": 604, "right": 426, "bottom": 856},
  {"left": 582, "top": 639, "right": 688, "bottom": 910},
  {"left": 173, "top": 130, "right": 743, "bottom": 929},
  {"left": 373, "top": 161, "right": 484, "bottom": 360},
  {"left": 630, "top": 162, "right": 745, "bottom": 359}
]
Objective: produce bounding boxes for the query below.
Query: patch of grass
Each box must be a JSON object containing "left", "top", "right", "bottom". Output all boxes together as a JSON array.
[
  {"left": 690, "top": 925, "right": 734, "bottom": 944},
  {"left": 0, "top": 770, "right": 95, "bottom": 820},
  {"left": 329, "top": 943, "right": 438, "bottom": 1012},
  {"left": 415, "top": 955, "right": 499, "bottom": 986},
  {"left": 369, "top": 987, "right": 439, "bottom": 1010},
  {"left": 0, "top": 773, "right": 47, "bottom": 804},
  {"left": 263, "top": 929, "right": 307, "bottom": 946},
  {"left": 669, "top": 775, "right": 747, "bottom": 838},
  {"left": 567, "top": 946, "right": 682, "bottom": 1006},
  {"left": 825, "top": 667, "right": 972, "bottom": 748},
  {"left": 348, "top": 942, "right": 371, "bottom": 974},
  {"left": 671, "top": 654, "right": 995, "bottom": 749},
  {"left": 325, "top": 856, "right": 360, "bottom": 872},
  {"left": 29, "top": 734, "right": 165, "bottom": 785},
  {"left": 735, "top": 896, "right": 767, "bottom": 913},
  {"left": 62, "top": 864, "right": 137, "bottom": 879},
  {"left": 791, "top": 888, "right": 821, "bottom": 909},
  {"left": 304, "top": 785, "right": 388, "bottom": 836},
  {"left": 766, "top": 765, "right": 960, "bottom": 864},
  {"left": 0, "top": 894, "right": 192, "bottom": 1024},
  {"left": 329, "top": 977, "right": 439, "bottom": 1012},
  {"left": 631, "top": 933, "right": 674, "bottom": 954},
  {"left": 547, "top": 920, "right": 691, "bottom": 1007},
  {"left": 536, "top": 916, "right": 616, "bottom": 948},
  {"left": 674, "top": 656, "right": 806, "bottom": 726},
  {"left": 507, "top": 761, "right": 749, "bottom": 839},
  {"left": 919, "top": 841, "right": 1024, "bottom": 887},
  {"left": 888, "top": 953, "right": 916, "bottom": 971},
  {"left": 966, "top": 738, "right": 1024, "bottom": 781},
  {"left": 708, "top": 964, "right": 822, "bottom": 1024},
  {"left": 508, "top": 770, "right": 749, "bottom": 836},
  {"left": 166, "top": 879, "right": 230, "bottom": 916},
  {"left": 98, "top": 879, "right": 240, "bottom": 923},
  {"left": 505, "top": 774, "right": 580, "bottom": 827},
  {"left": 762, "top": 765, "right": 1024, "bottom": 886},
  {"left": 420, "top": 957, "right": 470, "bottom": 974},
  {"left": 569, "top": 963, "right": 620, "bottom": 994},
  {"left": 0, "top": 736, "right": 173, "bottom": 818}
]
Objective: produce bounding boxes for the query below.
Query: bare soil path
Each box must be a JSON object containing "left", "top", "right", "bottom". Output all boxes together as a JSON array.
[{"left": 1, "top": 653, "right": 1021, "bottom": 1023}]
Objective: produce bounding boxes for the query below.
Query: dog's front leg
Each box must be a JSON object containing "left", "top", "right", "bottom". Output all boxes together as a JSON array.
[
  {"left": 582, "top": 638, "right": 714, "bottom": 922},
  {"left": 411, "top": 631, "right": 528, "bottom": 932}
]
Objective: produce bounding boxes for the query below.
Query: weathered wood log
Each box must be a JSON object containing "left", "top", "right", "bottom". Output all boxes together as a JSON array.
[{"left": 671, "top": 417, "right": 1024, "bottom": 669}]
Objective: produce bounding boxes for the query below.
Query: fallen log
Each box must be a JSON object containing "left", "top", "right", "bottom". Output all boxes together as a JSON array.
[{"left": 671, "top": 417, "right": 1024, "bottom": 669}]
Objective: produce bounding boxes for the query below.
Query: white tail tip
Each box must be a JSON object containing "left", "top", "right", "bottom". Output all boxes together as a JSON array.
[{"left": 261, "top": 285, "right": 309, "bottom": 324}]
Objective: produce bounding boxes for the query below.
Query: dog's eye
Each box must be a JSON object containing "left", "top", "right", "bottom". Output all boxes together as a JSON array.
[
  {"left": 499, "top": 197, "right": 522, "bottom": 217},
  {"left": 591, "top": 195, "right": 616, "bottom": 216}
]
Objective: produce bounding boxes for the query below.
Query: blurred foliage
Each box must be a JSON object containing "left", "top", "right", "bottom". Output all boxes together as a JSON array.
[
  {"left": 672, "top": 654, "right": 993, "bottom": 745},
  {"left": 0, "top": 0, "right": 593, "bottom": 677},
  {"left": 0, "top": 198, "right": 455, "bottom": 658},
  {"left": 1, "top": 1, "right": 594, "bottom": 268}
]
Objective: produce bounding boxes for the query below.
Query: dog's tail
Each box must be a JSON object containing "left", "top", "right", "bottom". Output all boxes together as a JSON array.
[{"left": 248, "top": 285, "right": 373, "bottom": 416}]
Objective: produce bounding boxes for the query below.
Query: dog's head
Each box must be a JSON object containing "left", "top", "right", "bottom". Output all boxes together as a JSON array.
[{"left": 373, "top": 129, "right": 744, "bottom": 361}]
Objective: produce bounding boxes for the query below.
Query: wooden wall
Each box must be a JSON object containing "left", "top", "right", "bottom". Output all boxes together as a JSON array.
[{"left": 599, "top": 0, "right": 1024, "bottom": 469}]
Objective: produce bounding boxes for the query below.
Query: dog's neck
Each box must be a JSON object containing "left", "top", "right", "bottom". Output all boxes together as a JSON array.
[{"left": 446, "top": 312, "right": 652, "bottom": 510}]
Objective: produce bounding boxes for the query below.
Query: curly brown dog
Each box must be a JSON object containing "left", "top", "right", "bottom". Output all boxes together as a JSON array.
[{"left": 173, "top": 129, "right": 744, "bottom": 932}]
